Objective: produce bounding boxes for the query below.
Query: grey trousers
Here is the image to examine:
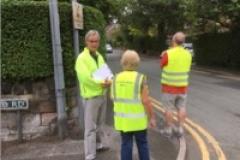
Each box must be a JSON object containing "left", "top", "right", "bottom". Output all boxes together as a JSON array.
[{"left": 83, "top": 95, "right": 107, "bottom": 160}]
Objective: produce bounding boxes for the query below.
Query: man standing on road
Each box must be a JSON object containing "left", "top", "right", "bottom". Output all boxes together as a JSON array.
[
  {"left": 111, "top": 50, "right": 156, "bottom": 160},
  {"left": 160, "top": 32, "right": 192, "bottom": 137},
  {"left": 75, "top": 30, "right": 111, "bottom": 160}
]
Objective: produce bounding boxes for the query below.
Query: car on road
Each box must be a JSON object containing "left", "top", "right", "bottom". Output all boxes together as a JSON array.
[
  {"left": 183, "top": 43, "right": 194, "bottom": 57},
  {"left": 106, "top": 43, "right": 113, "bottom": 54}
]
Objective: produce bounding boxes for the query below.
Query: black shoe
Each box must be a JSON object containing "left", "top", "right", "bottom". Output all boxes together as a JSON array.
[
  {"left": 173, "top": 126, "right": 184, "bottom": 138},
  {"left": 160, "top": 127, "right": 173, "bottom": 138},
  {"left": 97, "top": 146, "right": 110, "bottom": 152}
]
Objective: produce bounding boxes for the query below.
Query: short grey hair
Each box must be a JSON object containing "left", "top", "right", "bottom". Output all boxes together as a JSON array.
[
  {"left": 172, "top": 32, "right": 186, "bottom": 45},
  {"left": 121, "top": 50, "right": 140, "bottom": 71},
  {"left": 85, "top": 30, "right": 100, "bottom": 42}
]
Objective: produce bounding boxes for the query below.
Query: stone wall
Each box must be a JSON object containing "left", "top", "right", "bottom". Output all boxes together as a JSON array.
[{"left": 1, "top": 78, "right": 79, "bottom": 141}]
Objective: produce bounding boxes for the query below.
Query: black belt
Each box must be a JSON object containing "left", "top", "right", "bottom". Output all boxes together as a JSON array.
[{"left": 85, "top": 95, "right": 103, "bottom": 100}]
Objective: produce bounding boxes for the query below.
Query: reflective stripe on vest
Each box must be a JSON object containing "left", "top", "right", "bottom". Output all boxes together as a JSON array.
[
  {"left": 114, "top": 112, "right": 146, "bottom": 118},
  {"left": 162, "top": 70, "right": 189, "bottom": 76},
  {"left": 161, "top": 70, "right": 189, "bottom": 83}
]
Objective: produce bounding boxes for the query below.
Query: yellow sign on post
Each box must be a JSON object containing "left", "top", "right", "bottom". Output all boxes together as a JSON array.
[{"left": 72, "top": 2, "right": 83, "bottom": 29}]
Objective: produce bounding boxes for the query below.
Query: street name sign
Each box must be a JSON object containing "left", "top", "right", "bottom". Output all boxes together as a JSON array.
[
  {"left": 0, "top": 99, "right": 29, "bottom": 110},
  {"left": 72, "top": 1, "right": 83, "bottom": 29}
]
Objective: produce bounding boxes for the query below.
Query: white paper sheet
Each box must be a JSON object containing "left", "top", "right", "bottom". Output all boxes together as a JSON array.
[{"left": 92, "top": 64, "right": 113, "bottom": 81}]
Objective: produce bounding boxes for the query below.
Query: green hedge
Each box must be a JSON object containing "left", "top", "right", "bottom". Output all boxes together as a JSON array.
[
  {"left": 193, "top": 30, "right": 240, "bottom": 69},
  {"left": 1, "top": 1, "right": 106, "bottom": 82}
]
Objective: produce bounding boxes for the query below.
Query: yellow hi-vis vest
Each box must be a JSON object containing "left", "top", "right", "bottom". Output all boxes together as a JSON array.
[
  {"left": 161, "top": 46, "right": 192, "bottom": 87},
  {"left": 111, "top": 71, "right": 148, "bottom": 132}
]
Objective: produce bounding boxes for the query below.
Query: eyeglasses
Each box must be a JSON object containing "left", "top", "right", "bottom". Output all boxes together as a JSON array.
[{"left": 88, "top": 40, "right": 99, "bottom": 43}]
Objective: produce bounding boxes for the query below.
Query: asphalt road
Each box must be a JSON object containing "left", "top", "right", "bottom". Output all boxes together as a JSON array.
[{"left": 106, "top": 50, "right": 240, "bottom": 160}]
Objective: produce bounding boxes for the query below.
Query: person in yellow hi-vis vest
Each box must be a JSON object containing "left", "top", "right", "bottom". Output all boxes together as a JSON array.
[
  {"left": 75, "top": 30, "right": 111, "bottom": 160},
  {"left": 111, "top": 50, "right": 156, "bottom": 160},
  {"left": 160, "top": 32, "right": 192, "bottom": 137}
]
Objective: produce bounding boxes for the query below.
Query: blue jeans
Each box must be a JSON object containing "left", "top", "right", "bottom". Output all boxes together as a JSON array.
[{"left": 121, "top": 130, "right": 150, "bottom": 160}]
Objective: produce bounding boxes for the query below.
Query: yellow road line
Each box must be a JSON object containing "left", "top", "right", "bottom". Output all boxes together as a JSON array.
[
  {"left": 183, "top": 123, "right": 209, "bottom": 160},
  {"left": 151, "top": 100, "right": 209, "bottom": 160},
  {"left": 150, "top": 97, "right": 227, "bottom": 160},
  {"left": 185, "top": 119, "right": 227, "bottom": 160}
]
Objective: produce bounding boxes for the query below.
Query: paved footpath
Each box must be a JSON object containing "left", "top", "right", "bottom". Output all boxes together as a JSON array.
[{"left": 2, "top": 126, "right": 178, "bottom": 160}]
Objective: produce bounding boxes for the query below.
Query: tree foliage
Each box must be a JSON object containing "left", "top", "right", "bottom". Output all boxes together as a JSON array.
[
  {"left": 192, "top": 0, "right": 240, "bottom": 33},
  {"left": 78, "top": 0, "right": 123, "bottom": 23},
  {"left": 117, "top": 0, "right": 191, "bottom": 53},
  {"left": 115, "top": 0, "right": 240, "bottom": 53}
]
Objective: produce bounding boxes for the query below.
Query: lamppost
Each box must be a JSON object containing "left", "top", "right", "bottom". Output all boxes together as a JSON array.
[{"left": 49, "top": 0, "right": 68, "bottom": 139}]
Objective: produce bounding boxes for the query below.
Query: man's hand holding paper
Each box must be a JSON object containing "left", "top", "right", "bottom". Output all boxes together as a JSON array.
[{"left": 101, "top": 79, "right": 112, "bottom": 88}]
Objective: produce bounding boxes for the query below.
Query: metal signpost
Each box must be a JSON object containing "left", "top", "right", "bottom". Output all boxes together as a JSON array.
[
  {"left": 0, "top": 99, "right": 29, "bottom": 142},
  {"left": 72, "top": 0, "right": 84, "bottom": 134}
]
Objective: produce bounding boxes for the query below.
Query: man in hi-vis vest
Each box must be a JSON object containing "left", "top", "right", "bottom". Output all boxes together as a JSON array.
[
  {"left": 160, "top": 32, "right": 192, "bottom": 137},
  {"left": 111, "top": 50, "right": 156, "bottom": 160},
  {"left": 75, "top": 30, "right": 111, "bottom": 160}
]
